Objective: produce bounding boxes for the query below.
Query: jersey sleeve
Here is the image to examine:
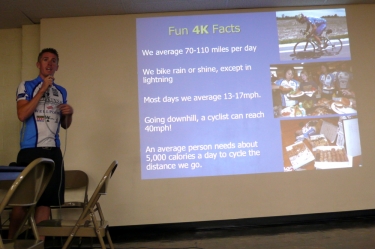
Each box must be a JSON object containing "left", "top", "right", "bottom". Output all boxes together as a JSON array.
[
  {"left": 16, "top": 81, "right": 29, "bottom": 101},
  {"left": 274, "top": 79, "right": 282, "bottom": 86}
]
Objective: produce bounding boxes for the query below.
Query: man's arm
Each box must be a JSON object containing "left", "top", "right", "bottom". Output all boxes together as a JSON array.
[
  {"left": 305, "top": 23, "right": 311, "bottom": 33},
  {"left": 17, "top": 91, "right": 46, "bottom": 122},
  {"left": 59, "top": 104, "right": 74, "bottom": 129},
  {"left": 17, "top": 76, "right": 53, "bottom": 122},
  {"left": 272, "top": 79, "right": 281, "bottom": 90}
]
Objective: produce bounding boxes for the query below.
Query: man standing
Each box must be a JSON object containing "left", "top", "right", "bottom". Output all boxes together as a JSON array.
[
  {"left": 335, "top": 63, "right": 353, "bottom": 91},
  {"left": 9, "top": 48, "right": 74, "bottom": 239},
  {"left": 319, "top": 64, "right": 336, "bottom": 100}
]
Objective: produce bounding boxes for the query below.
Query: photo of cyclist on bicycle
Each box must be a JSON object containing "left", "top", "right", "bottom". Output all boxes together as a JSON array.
[
  {"left": 277, "top": 9, "right": 349, "bottom": 61},
  {"left": 296, "top": 13, "right": 327, "bottom": 50}
]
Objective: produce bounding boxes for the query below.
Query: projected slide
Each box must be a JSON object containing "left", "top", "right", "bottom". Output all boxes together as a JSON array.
[{"left": 136, "top": 8, "right": 361, "bottom": 179}]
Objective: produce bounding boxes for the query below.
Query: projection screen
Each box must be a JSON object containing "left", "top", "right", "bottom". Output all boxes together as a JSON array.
[
  {"left": 39, "top": 4, "right": 375, "bottom": 226},
  {"left": 137, "top": 8, "right": 361, "bottom": 179}
]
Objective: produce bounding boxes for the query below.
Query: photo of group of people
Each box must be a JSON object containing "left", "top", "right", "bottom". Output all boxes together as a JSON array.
[
  {"left": 270, "top": 61, "right": 361, "bottom": 172},
  {"left": 271, "top": 61, "right": 356, "bottom": 118}
]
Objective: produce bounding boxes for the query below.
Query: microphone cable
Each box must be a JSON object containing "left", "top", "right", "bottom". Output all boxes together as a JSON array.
[
  {"left": 42, "top": 86, "right": 69, "bottom": 221},
  {"left": 57, "top": 102, "right": 69, "bottom": 220}
]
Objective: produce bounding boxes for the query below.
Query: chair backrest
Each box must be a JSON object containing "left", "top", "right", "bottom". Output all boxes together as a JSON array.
[
  {"left": 0, "top": 166, "right": 26, "bottom": 200},
  {"left": 0, "top": 158, "right": 54, "bottom": 247},
  {"left": 77, "top": 161, "right": 117, "bottom": 220},
  {"left": 0, "top": 158, "right": 55, "bottom": 210},
  {"left": 98, "top": 161, "right": 117, "bottom": 195},
  {"left": 64, "top": 170, "right": 89, "bottom": 204}
]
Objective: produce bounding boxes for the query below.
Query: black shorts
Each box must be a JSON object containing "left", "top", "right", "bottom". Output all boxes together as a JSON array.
[{"left": 17, "top": 147, "right": 65, "bottom": 207}]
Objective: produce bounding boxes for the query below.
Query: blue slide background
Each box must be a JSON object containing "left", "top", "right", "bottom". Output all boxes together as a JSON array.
[{"left": 137, "top": 12, "right": 290, "bottom": 179}]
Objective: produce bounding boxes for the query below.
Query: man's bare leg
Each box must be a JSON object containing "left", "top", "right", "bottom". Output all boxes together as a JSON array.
[
  {"left": 8, "top": 206, "right": 50, "bottom": 240},
  {"left": 8, "top": 206, "right": 26, "bottom": 239},
  {"left": 314, "top": 34, "right": 322, "bottom": 47},
  {"left": 34, "top": 206, "right": 51, "bottom": 240}
]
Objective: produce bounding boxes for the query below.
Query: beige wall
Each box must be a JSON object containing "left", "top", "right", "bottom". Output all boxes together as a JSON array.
[
  {"left": 21, "top": 25, "right": 40, "bottom": 81},
  {"left": 0, "top": 25, "right": 40, "bottom": 164},
  {"left": 1, "top": 4, "right": 375, "bottom": 227},
  {"left": 0, "top": 29, "right": 22, "bottom": 163}
]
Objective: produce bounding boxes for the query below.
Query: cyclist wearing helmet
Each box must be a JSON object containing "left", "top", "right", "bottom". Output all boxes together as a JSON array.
[{"left": 296, "top": 13, "right": 327, "bottom": 50}]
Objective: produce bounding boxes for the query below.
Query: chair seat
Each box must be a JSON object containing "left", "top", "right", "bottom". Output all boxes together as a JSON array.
[
  {"left": 1, "top": 239, "right": 44, "bottom": 249},
  {"left": 53, "top": 202, "right": 86, "bottom": 208},
  {"left": 37, "top": 219, "right": 109, "bottom": 237}
]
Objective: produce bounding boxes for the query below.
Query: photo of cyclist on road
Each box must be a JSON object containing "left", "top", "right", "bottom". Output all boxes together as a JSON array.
[
  {"left": 276, "top": 8, "right": 351, "bottom": 61},
  {"left": 295, "top": 14, "right": 327, "bottom": 50}
]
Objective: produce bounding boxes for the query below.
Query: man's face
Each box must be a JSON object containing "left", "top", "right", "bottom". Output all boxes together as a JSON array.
[
  {"left": 37, "top": 52, "right": 59, "bottom": 78},
  {"left": 285, "top": 70, "right": 294, "bottom": 81}
]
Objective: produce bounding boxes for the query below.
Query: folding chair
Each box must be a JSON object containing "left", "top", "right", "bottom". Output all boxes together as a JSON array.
[
  {"left": 0, "top": 177, "right": 14, "bottom": 232},
  {"left": 49, "top": 170, "right": 89, "bottom": 248},
  {"left": 37, "top": 161, "right": 118, "bottom": 249},
  {"left": 0, "top": 165, "right": 26, "bottom": 231},
  {"left": 50, "top": 170, "right": 89, "bottom": 219},
  {"left": 0, "top": 158, "right": 55, "bottom": 249}
]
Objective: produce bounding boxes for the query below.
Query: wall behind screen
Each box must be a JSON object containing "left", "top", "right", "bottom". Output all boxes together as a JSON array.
[{"left": 39, "top": 4, "right": 375, "bottom": 226}]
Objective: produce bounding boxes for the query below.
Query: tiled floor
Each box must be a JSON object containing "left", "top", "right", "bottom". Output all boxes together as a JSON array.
[{"left": 109, "top": 216, "right": 375, "bottom": 249}]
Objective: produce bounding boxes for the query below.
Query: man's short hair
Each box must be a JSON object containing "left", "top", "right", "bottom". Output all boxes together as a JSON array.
[
  {"left": 284, "top": 67, "right": 295, "bottom": 76},
  {"left": 37, "top": 48, "right": 59, "bottom": 63}
]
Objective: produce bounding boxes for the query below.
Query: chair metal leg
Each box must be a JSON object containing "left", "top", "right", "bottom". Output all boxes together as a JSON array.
[
  {"left": 13, "top": 207, "right": 35, "bottom": 239},
  {"left": 91, "top": 208, "right": 107, "bottom": 249},
  {"left": 106, "top": 229, "right": 115, "bottom": 249},
  {"left": 97, "top": 236, "right": 107, "bottom": 249},
  {"left": 28, "top": 216, "right": 39, "bottom": 240}
]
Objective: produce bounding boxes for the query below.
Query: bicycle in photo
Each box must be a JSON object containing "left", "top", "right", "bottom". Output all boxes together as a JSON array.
[{"left": 293, "top": 29, "right": 342, "bottom": 58}]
